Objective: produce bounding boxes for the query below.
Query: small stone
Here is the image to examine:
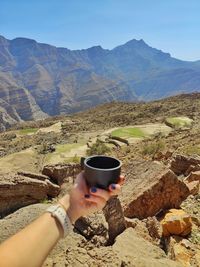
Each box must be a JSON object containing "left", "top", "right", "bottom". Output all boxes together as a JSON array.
[{"left": 193, "top": 209, "right": 198, "bottom": 214}]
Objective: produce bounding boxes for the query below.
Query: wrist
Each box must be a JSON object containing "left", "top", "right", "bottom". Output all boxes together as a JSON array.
[
  {"left": 46, "top": 204, "right": 73, "bottom": 238},
  {"left": 67, "top": 205, "right": 78, "bottom": 224},
  {"left": 57, "top": 194, "right": 78, "bottom": 224},
  {"left": 58, "top": 194, "right": 70, "bottom": 211}
]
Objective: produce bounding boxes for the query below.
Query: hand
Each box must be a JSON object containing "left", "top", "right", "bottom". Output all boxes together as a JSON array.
[{"left": 59, "top": 172, "right": 124, "bottom": 223}]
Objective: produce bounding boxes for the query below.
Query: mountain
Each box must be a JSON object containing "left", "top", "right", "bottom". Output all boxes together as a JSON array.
[{"left": 0, "top": 35, "right": 200, "bottom": 130}]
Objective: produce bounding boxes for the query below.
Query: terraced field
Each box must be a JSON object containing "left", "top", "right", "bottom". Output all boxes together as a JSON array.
[
  {"left": 165, "top": 117, "right": 193, "bottom": 128},
  {"left": 111, "top": 127, "right": 146, "bottom": 138}
]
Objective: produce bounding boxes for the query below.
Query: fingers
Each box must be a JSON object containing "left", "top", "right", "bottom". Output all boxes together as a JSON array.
[
  {"left": 108, "top": 183, "right": 121, "bottom": 196},
  {"left": 90, "top": 187, "right": 110, "bottom": 201},
  {"left": 75, "top": 171, "right": 89, "bottom": 193},
  {"left": 85, "top": 194, "right": 107, "bottom": 209}
]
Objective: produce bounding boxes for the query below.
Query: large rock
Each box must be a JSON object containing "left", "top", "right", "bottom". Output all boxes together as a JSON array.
[
  {"left": 124, "top": 217, "right": 162, "bottom": 246},
  {"left": 160, "top": 209, "right": 192, "bottom": 237},
  {"left": 121, "top": 161, "right": 189, "bottom": 219},
  {"left": 165, "top": 236, "right": 197, "bottom": 267},
  {"left": 0, "top": 173, "right": 60, "bottom": 217},
  {"left": 0, "top": 203, "right": 49, "bottom": 243},
  {"left": 74, "top": 211, "right": 108, "bottom": 246},
  {"left": 170, "top": 154, "right": 200, "bottom": 175},
  {"left": 113, "top": 228, "right": 182, "bottom": 267},
  {"left": 103, "top": 196, "right": 126, "bottom": 244},
  {"left": 42, "top": 163, "right": 81, "bottom": 185}
]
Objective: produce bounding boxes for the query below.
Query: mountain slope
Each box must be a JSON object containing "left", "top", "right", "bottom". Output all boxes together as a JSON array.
[{"left": 0, "top": 35, "right": 200, "bottom": 130}]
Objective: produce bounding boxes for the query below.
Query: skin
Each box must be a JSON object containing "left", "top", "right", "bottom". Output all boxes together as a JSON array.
[{"left": 0, "top": 172, "right": 124, "bottom": 267}]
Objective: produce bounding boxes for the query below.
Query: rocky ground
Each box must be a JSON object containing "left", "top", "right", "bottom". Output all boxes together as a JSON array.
[
  {"left": 0, "top": 153, "right": 199, "bottom": 267},
  {"left": 0, "top": 93, "right": 200, "bottom": 266}
]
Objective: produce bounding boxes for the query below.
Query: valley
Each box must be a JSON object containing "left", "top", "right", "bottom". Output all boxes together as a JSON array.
[{"left": 0, "top": 93, "right": 199, "bottom": 267}]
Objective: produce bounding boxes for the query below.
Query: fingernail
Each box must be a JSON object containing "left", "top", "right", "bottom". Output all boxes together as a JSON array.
[
  {"left": 91, "top": 187, "right": 97, "bottom": 193},
  {"left": 84, "top": 194, "right": 90, "bottom": 198},
  {"left": 111, "top": 184, "right": 116, "bottom": 190}
]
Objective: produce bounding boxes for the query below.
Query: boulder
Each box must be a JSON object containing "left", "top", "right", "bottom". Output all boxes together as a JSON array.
[
  {"left": 165, "top": 236, "right": 196, "bottom": 267},
  {"left": 42, "top": 163, "right": 81, "bottom": 185},
  {"left": 125, "top": 217, "right": 161, "bottom": 245},
  {"left": 170, "top": 154, "right": 200, "bottom": 175},
  {"left": 121, "top": 161, "right": 189, "bottom": 219},
  {"left": 0, "top": 203, "right": 49, "bottom": 243},
  {"left": 160, "top": 209, "right": 192, "bottom": 237},
  {"left": 103, "top": 196, "right": 126, "bottom": 244},
  {"left": 0, "top": 173, "right": 60, "bottom": 217},
  {"left": 113, "top": 228, "right": 182, "bottom": 267},
  {"left": 74, "top": 211, "right": 108, "bottom": 246}
]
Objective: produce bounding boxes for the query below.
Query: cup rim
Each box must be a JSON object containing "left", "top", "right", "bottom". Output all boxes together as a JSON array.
[{"left": 84, "top": 155, "right": 122, "bottom": 171}]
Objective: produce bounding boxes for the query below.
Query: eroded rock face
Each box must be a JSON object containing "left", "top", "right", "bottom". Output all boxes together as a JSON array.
[
  {"left": 0, "top": 173, "right": 60, "bottom": 217},
  {"left": 17, "top": 171, "right": 49, "bottom": 181},
  {"left": 103, "top": 196, "right": 126, "bottom": 244},
  {"left": 170, "top": 154, "right": 200, "bottom": 176},
  {"left": 42, "top": 163, "right": 81, "bottom": 185},
  {"left": 121, "top": 161, "right": 189, "bottom": 219}
]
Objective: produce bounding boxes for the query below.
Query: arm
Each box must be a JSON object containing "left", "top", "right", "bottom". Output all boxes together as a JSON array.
[{"left": 0, "top": 172, "right": 123, "bottom": 267}]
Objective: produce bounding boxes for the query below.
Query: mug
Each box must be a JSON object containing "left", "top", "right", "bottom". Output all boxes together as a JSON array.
[{"left": 81, "top": 155, "right": 121, "bottom": 189}]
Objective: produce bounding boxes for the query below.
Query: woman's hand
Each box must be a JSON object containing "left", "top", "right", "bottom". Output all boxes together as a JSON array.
[{"left": 59, "top": 172, "right": 124, "bottom": 223}]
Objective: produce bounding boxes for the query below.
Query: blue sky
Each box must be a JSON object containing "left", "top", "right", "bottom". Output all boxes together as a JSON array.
[{"left": 0, "top": 0, "right": 200, "bottom": 61}]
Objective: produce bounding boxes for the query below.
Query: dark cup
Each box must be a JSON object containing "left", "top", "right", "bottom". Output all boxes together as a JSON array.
[{"left": 81, "top": 155, "right": 121, "bottom": 189}]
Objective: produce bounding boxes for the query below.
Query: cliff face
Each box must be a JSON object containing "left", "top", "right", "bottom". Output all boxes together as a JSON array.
[
  {"left": 0, "top": 35, "right": 200, "bottom": 130},
  {"left": 0, "top": 36, "right": 136, "bottom": 129}
]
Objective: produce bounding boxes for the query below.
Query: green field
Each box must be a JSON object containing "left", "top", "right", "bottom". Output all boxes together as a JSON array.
[
  {"left": 111, "top": 127, "right": 146, "bottom": 138},
  {"left": 165, "top": 117, "right": 193, "bottom": 128},
  {"left": 55, "top": 143, "right": 82, "bottom": 153},
  {"left": 44, "top": 142, "right": 84, "bottom": 164},
  {"left": 18, "top": 128, "right": 38, "bottom": 135}
]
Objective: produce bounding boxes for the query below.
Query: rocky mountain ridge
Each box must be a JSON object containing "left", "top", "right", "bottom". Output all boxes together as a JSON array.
[{"left": 1, "top": 35, "right": 200, "bottom": 130}]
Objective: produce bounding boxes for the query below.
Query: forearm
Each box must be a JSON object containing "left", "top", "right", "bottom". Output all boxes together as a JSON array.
[{"left": 0, "top": 211, "right": 63, "bottom": 267}]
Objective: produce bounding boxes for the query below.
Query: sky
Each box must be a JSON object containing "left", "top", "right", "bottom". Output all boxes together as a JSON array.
[{"left": 0, "top": 0, "right": 200, "bottom": 61}]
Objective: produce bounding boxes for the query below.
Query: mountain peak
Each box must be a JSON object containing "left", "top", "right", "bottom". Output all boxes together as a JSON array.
[
  {"left": 123, "top": 38, "right": 149, "bottom": 47},
  {"left": 87, "top": 45, "right": 104, "bottom": 51},
  {"left": 113, "top": 38, "right": 150, "bottom": 52}
]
